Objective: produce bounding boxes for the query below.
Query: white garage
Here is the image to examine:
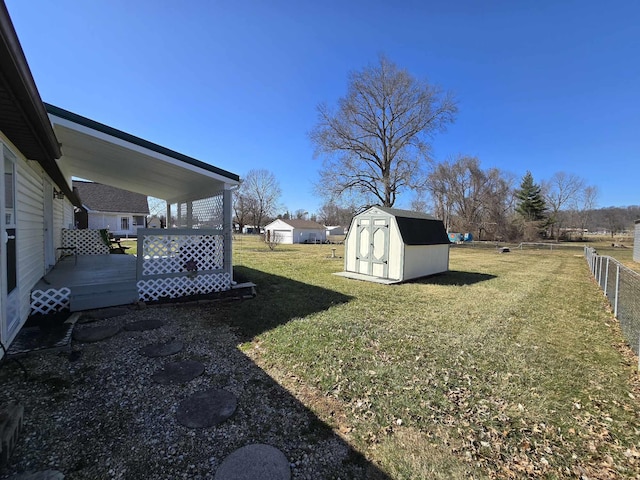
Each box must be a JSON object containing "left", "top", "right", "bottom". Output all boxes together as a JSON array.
[
  {"left": 264, "top": 219, "right": 327, "bottom": 244},
  {"left": 337, "top": 206, "right": 450, "bottom": 284}
]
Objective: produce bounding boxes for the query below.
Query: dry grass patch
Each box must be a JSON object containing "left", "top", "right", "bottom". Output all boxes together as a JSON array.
[{"left": 224, "top": 236, "right": 640, "bottom": 478}]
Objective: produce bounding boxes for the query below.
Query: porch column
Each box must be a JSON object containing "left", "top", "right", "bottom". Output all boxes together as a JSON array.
[
  {"left": 165, "top": 202, "right": 171, "bottom": 229},
  {"left": 187, "top": 201, "right": 193, "bottom": 228},
  {"left": 223, "top": 187, "right": 233, "bottom": 281},
  {"left": 176, "top": 203, "right": 182, "bottom": 228}
]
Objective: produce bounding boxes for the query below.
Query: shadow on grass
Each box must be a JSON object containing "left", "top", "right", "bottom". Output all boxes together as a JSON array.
[
  {"left": 228, "top": 266, "right": 353, "bottom": 339},
  {"left": 414, "top": 270, "right": 497, "bottom": 286}
]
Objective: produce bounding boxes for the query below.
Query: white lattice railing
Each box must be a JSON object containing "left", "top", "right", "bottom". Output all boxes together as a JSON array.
[
  {"left": 61, "top": 229, "right": 110, "bottom": 255},
  {"left": 136, "top": 228, "right": 231, "bottom": 301}
]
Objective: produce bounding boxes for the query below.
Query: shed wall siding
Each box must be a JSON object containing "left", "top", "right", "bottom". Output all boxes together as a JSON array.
[
  {"left": 388, "top": 217, "right": 403, "bottom": 280},
  {"left": 634, "top": 222, "right": 640, "bottom": 263},
  {"left": 344, "top": 218, "right": 358, "bottom": 272},
  {"left": 402, "top": 244, "right": 450, "bottom": 280}
]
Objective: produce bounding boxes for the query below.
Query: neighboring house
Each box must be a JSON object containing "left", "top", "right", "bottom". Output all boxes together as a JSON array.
[
  {"left": 0, "top": 3, "right": 239, "bottom": 353},
  {"left": 339, "top": 206, "right": 450, "bottom": 284},
  {"left": 147, "top": 215, "right": 162, "bottom": 229},
  {"left": 264, "top": 219, "right": 327, "bottom": 244},
  {"left": 325, "top": 225, "right": 346, "bottom": 236},
  {"left": 73, "top": 180, "right": 149, "bottom": 237}
]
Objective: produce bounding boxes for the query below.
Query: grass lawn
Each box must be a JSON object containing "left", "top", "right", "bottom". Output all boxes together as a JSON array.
[{"left": 217, "top": 235, "right": 640, "bottom": 478}]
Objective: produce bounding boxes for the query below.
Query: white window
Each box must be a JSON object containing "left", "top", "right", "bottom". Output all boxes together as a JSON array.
[
  {"left": 121, "top": 217, "right": 130, "bottom": 230},
  {"left": 133, "top": 215, "right": 145, "bottom": 226}
]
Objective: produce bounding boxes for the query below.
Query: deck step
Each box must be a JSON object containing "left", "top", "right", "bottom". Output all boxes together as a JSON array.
[{"left": 70, "top": 281, "right": 139, "bottom": 312}]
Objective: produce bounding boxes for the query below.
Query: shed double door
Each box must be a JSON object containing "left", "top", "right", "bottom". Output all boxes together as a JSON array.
[{"left": 356, "top": 216, "right": 389, "bottom": 278}]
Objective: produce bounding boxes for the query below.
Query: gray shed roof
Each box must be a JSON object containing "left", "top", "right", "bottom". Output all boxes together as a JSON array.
[
  {"left": 73, "top": 181, "right": 149, "bottom": 214},
  {"left": 279, "top": 219, "right": 326, "bottom": 230},
  {"left": 364, "top": 206, "right": 450, "bottom": 246}
]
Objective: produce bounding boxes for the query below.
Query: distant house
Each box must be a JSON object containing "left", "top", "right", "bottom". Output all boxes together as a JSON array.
[
  {"left": 325, "top": 225, "right": 346, "bottom": 235},
  {"left": 264, "top": 219, "right": 327, "bottom": 244},
  {"left": 147, "top": 215, "right": 162, "bottom": 229},
  {"left": 73, "top": 181, "right": 149, "bottom": 236}
]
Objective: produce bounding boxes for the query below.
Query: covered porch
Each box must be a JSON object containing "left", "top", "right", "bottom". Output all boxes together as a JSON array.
[{"left": 31, "top": 105, "right": 240, "bottom": 313}]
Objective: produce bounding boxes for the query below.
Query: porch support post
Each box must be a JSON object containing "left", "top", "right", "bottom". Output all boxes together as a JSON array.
[
  {"left": 166, "top": 202, "right": 171, "bottom": 229},
  {"left": 187, "top": 201, "right": 193, "bottom": 228},
  {"left": 223, "top": 187, "right": 233, "bottom": 282}
]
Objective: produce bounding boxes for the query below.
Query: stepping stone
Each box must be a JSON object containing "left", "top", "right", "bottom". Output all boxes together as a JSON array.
[
  {"left": 81, "top": 307, "right": 129, "bottom": 322},
  {"left": 176, "top": 389, "right": 237, "bottom": 428},
  {"left": 123, "top": 319, "right": 165, "bottom": 332},
  {"left": 139, "top": 340, "right": 183, "bottom": 358},
  {"left": 214, "top": 444, "right": 290, "bottom": 480},
  {"left": 151, "top": 360, "right": 204, "bottom": 384},
  {"left": 7, "top": 471, "right": 65, "bottom": 480},
  {"left": 72, "top": 325, "right": 121, "bottom": 343}
]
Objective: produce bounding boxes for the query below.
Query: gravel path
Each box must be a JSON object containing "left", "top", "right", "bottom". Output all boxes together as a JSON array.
[{"left": 0, "top": 304, "right": 375, "bottom": 479}]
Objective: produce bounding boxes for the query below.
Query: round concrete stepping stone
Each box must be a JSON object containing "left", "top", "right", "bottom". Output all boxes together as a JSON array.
[
  {"left": 214, "top": 444, "right": 290, "bottom": 480},
  {"left": 72, "top": 324, "right": 121, "bottom": 343},
  {"left": 139, "top": 340, "right": 183, "bottom": 358},
  {"left": 123, "top": 319, "right": 165, "bottom": 331},
  {"left": 176, "top": 388, "right": 237, "bottom": 428},
  {"left": 151, "top": 360, "right": 204, "bottom": 384}
]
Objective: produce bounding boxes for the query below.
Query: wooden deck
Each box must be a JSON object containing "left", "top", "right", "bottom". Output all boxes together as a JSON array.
[{"left": 35, "top": 254, "right": 139, "bottom": 311}]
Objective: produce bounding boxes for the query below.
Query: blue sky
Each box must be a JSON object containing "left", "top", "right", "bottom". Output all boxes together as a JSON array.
[{"left": 6, "top": 0, "right": 639, "bottom": 214}]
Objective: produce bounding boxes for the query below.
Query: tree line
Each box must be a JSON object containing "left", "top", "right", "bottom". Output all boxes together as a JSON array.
[{"left": 233, "top": 55, "right": 632, "bottom": 241}]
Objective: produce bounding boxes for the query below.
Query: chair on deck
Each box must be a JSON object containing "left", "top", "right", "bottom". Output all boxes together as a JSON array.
[{"left": 98, "top": 229, "right": 130, "bottom": 254}]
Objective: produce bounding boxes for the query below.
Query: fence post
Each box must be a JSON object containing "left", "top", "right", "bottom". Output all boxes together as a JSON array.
[
  {"left": 604, "top": 257, "right": 610, "bottom": 297},
  {"left": 614, "top": 264, "right": 620, "bottom": 318}
]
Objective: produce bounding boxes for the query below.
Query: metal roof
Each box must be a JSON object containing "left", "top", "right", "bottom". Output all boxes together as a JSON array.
[{"left": 47, "top": 104, "right": 240, "bottom": 204}]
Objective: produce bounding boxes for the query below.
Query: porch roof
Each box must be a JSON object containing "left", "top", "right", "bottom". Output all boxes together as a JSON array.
[{"left": 46, "top": 104, "right": 240, "bottom": 205}]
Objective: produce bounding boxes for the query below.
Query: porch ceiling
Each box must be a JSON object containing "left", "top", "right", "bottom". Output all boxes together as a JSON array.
[{"left": 46, "top": 104, "right": 239, "bottom": 204}]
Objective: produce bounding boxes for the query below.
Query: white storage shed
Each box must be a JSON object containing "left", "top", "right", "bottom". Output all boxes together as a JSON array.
[
  {"left": 264, "top": 219, "right": 327, "bottom": 244},
  {"left": 339, "top": 206, "right": 450, "bottom": 283}
]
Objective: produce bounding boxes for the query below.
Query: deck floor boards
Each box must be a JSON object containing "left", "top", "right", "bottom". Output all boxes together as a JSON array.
[{"left": 36, "top": 254, "right": 136, "bottom": 290}]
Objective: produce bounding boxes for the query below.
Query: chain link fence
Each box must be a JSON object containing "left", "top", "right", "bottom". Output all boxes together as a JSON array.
[{"left": 585, "top": 247, "right": 640, "bottom": 359}]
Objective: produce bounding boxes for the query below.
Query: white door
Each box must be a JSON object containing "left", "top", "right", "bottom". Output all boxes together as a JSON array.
[
  {"left": 356, "top": 216, "right": 389, "bottom": 277},
  {"left": 44, "top": 180, "right": 55, "bottom": 270},
  {"left": 1, "top": 145, "right": 20, "bottom": 344}
]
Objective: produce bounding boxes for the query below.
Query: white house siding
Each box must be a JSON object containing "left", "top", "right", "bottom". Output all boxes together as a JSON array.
[
  {"left": 14, "top": 150, "right": 48, "bottom": 340},
  {"left": 87, "top": 212, "right": 141, "bottom": 236},
  {"left": 293, "top": 229, "right": 326, "bottom": 244},
  {"left": 403, "top": 244, "right": 450, "bottom": 281}
]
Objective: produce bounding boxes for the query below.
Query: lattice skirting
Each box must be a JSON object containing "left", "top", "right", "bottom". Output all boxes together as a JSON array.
[
  {"left": 31, "top": 288, "right": 71, "bottom": 314},
  {"left": 137, "top": 273, "right": 231, "bottom": 302}
]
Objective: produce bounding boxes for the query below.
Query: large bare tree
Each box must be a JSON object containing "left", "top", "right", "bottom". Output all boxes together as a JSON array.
[
  {"left": 238, "top": 169, "right": 281, "bottom": 230},
  {"left": 311, "top": 55, "right": 457, "bottom": 207},
  {"left": 543, "top": 172, "right": 585, "bottom": 240}
]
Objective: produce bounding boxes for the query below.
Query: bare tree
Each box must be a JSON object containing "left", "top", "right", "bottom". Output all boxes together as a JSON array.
[
  {"left": 316, "top": 201, "right": 356, "bottom": 226},
  {"left": 575, "top": 185, "right": 598, "bottom": 236},
  {"left": 425, "top": 156, "right": 513, "bottom": 239},
  {"left": 242, "top": 169, "right": 281, "bottom": 230},
  {"left": 311, "top": 55, "right": 457, "bottom": 207},
  {"left": 264, "top": 230, "right": 282, "bottom": 251},
  {"left": 232, "top": 189, "right": 253, "bottom": 232},
  {"left": 543, "top": 172, "right": 585, "bottom": 240}
]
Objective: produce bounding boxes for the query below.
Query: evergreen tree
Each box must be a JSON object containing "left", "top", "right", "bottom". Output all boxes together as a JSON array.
[{"left": 515, "top": 171, "right": 546, "bottom": 221}]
